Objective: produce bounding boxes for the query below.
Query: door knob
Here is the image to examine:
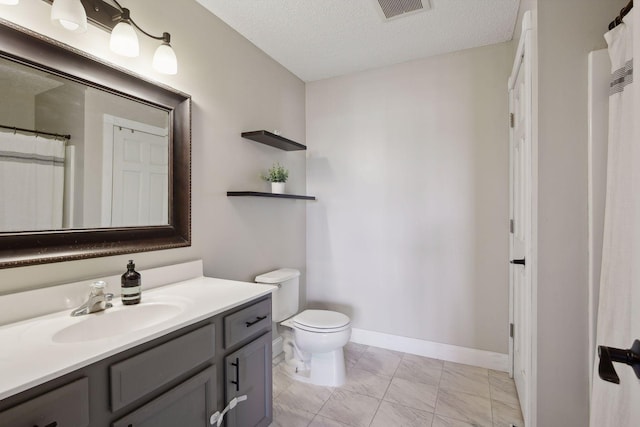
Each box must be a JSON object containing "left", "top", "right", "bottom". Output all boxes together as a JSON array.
[
  {"left": 510, "top": 258, "right": 526, "bottom": 266},
  {"left": 597, "top": 339, "right": 640, "bottom": 384}
]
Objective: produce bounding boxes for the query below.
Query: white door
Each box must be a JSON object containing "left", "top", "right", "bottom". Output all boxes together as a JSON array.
[
  {"left": 111, "top": 126, "right": 168, "bottom": 227},
  {"left": 509, "top": 14, "right": 533, "bottom": 424},
  {"left": 509, "top": 49, "right": 530, "bottom": 419}
]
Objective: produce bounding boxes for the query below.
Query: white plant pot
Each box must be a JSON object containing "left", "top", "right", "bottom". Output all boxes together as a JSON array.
[{"left": 271, "top": 182, "right": 285, "bottom": 194}]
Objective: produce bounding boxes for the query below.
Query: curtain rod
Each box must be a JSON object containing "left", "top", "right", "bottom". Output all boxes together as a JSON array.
[
  {"left": 0, "top": 124, "right": 71, "bottom": 141},
  {"left": 609, "top": 0, "right": 633, "bottom": 30}
]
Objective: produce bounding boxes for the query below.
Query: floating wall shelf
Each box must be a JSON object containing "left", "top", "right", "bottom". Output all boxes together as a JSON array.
[
  {"left": 227, "top": 191, "right": 316, "bottom": 201},
  {"left": 241, "top": 130, "right": 306, "bottom": 151}
]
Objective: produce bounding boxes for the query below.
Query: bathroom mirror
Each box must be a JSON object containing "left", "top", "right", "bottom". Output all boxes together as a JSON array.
[{"left": 0, "top": 20, "right": 191, "bottom": 268}]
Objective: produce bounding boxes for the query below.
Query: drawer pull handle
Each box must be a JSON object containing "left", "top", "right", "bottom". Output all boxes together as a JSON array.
[
  {"left": 231, "top": 357, "right": 240, "bottom": 391},
  {"left": 245, "top": 316, "right": 267, "bottom": 327}
]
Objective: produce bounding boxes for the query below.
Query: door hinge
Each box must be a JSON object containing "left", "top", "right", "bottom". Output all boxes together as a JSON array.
[
  {"left": 510, "top": 219, "right": 514, "bottom": 234},
  {"left": 510, "top": 113, "right": 515, "bottom": 128},
  {"left": 510, "top": 323, "right": 515, "bottom": 338}
]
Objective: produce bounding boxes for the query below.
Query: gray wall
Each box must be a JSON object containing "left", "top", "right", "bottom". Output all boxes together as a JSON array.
[
  {"left": 306, "top": 42, "right": 512, "bottom": 354},
  {"left": 535, "top": 0, "right": 627, "bottom": 425},
  {"left": 0, "top": 0, "right": 306, "bottom": 297}
]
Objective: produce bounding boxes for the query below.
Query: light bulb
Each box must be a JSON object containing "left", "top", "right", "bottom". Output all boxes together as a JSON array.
[
  {"left": 51, "top": 0, "right": 87, "bottom": 33},
  {"left": 0, "top": 0, "right": 19, "bottom": 5},
  {"left": 110, "top": 21, "right": 140, "bottom": 57},
  {"left": 59, "top": 20, "right": 79, "bottom": 31},
  {"left": 153, "top": 42, "right": 177, "bottom": 75}
]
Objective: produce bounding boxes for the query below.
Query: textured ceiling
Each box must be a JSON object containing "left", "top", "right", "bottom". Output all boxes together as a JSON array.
[{"left": 195, "top": 0, "right": 521, "bottom": 82}]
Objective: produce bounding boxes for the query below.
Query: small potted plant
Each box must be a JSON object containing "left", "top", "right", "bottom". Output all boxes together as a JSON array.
[{"left": 262, "top": 162, "right": 289, "bottom": 194}]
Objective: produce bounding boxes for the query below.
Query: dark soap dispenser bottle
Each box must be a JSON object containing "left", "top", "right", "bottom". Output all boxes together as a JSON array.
[{"left": 121, "top": 260, "right": 141, "bottom": 305}]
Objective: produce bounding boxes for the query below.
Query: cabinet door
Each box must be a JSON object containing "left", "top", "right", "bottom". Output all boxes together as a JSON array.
[
  {"left": 112, "top": 366, "right": 216, "bottom": 427},
  {"left": 224, "top": 332, "right": 272, "bottom": 427},
  {"left": 0, "top": 377, "right": 89, "bottom": 427}
]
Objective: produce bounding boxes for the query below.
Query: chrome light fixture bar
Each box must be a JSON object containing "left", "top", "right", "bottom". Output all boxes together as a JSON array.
[{"left": 40, "top": 0, "right": 177, "bottom": 74}]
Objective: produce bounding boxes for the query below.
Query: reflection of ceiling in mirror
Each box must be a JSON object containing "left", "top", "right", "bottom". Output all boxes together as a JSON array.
[{"left": 0, "top": 60, "right": 64, "bottom": 97}]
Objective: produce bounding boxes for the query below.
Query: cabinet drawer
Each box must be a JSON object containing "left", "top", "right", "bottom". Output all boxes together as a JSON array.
[
  {"left": 112, "top": 366, "right": 216, "bottom": 427},
  {"left": 110, "top": 323, "right": 215, "bottom": 411},
  {"left": 0, "top": 377, "right": 89, "bottom": 427},
  {"left": 224, "top": 298, "right": 271, "bottom": 348}
]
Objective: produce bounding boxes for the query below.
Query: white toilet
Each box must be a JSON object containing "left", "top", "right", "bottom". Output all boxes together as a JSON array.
[{"left": 255, "top": 268, "right": 351, "bottom": 387}]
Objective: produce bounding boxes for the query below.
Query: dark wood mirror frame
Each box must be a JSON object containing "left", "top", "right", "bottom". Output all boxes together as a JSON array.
[{"left": 0, "top": 20, "right": 191, "bottom": 269}]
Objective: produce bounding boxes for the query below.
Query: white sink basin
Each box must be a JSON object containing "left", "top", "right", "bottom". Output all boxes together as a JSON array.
[
  {"left": 54, "top": 302, "right": 185, "bottom": 343},
  {"left": 25, "top": 297, "right": 190, "bottom": 344}
]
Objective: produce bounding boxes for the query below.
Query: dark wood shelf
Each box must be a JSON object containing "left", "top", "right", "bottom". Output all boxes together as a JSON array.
[
  {"left": 227, "top": 191, "right": 316, "bottom": 201},
  {"left": 241, "top": 130, "right": 306, "bottom": 151}
]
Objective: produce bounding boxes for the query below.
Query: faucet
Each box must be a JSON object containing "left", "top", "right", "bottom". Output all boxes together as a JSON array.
[{"left": 71, "top": 281, "right": 114, "bottom": 317}]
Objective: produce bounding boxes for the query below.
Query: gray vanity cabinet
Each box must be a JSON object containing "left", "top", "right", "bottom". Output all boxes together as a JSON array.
[
  {"left": 224, "top": 332, "right": 272, "bottom": 427},
  {"left": 0, "top": 377, "right": 90, "bottom": 427},
  {"left": 112, "top": 366, "right": 216, "bottom": 427},
  {"left": 110, "top": 324, "right": 216, "bottom": 412},
  {"left": 0, "top": 294, "right": 272, "bottom": 427}
]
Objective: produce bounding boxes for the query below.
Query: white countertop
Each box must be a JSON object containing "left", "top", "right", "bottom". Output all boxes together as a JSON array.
[{"left": 0, "top": 276, "right": 274, "bottom": 401}]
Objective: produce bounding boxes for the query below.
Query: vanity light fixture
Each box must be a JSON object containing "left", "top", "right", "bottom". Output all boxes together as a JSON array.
[
  {"left": 51, "top": 0, "right": 87, "bottom": 32},
  {"left": 108, "top": 0, "right": 177, "bottom": 74},
  {"left": 109, "top": 7, "right": 139, "bottom": 57},
  {"left": 152, "top": 33, "right": 178, "bottom": 75},
  {"left": 42, "top": 0, "right": 177, "bottom": 75}
]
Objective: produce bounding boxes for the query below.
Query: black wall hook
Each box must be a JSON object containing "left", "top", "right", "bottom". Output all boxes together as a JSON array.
[{"left": 597, "top": 339, "right": 640, "bottom": 384}]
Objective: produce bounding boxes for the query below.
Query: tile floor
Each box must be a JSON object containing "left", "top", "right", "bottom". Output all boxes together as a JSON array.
[{"left": 271, "top": 343, "right": 524, "bottom": 427}]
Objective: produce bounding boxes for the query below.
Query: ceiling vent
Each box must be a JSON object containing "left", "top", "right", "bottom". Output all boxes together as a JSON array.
[{"left": 376, "top": 0, "right": 431, "bottom": 20}]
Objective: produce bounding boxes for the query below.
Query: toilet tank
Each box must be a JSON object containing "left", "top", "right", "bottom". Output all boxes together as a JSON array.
[{"left": 255, "top": 268, "right": 300, "bottom": 322}]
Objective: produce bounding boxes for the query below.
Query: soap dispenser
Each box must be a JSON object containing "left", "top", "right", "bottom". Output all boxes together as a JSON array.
[{"left": 121, "top": 260, "right": 141, "bottom": 305}]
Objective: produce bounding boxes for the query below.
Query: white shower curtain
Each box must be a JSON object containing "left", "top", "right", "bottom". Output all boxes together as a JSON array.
[
  {"left": 0, "top": 131, "right": 66, "bottom": 232},
  {"left": 590, "top": 10, "right": 635, "bottom": 427}
]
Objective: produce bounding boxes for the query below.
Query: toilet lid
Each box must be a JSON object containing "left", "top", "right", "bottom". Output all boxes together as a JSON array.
[{"left": 293, "top": 309, "right": 350, "bottom": 330}]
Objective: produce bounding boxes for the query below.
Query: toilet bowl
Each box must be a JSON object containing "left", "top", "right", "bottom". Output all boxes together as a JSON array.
[
  {"left": 282, "top": 309, "right": 351, "bottom": 386},
  {"left": 255, "top": 269, "right": 352, "bottom": 387}
]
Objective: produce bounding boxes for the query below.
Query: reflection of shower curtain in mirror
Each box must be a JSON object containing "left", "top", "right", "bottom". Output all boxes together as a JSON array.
[{"left": 0, "top": 131, "right": 65, "bottom": 232}]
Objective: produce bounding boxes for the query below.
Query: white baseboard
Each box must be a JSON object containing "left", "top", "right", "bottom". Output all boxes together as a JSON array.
[
  {"left": 350, "top": 328, "right": 509, "bottom": 372},
  {"left": 272, "top": 336, "right": 284, "bottom": 359}
]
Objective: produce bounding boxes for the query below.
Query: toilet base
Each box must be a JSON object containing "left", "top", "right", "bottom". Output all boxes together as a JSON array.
[
  {"left": 281, "top": 334, "right": 347, "bottom": 387},
  {"left": 308, "top": 347, "right": 346, "bottom": 387}
]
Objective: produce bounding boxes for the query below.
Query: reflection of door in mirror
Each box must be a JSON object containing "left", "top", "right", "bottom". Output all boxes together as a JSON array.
[{"left": 101, "top": 115, "right": 168, "bottom": 227}]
